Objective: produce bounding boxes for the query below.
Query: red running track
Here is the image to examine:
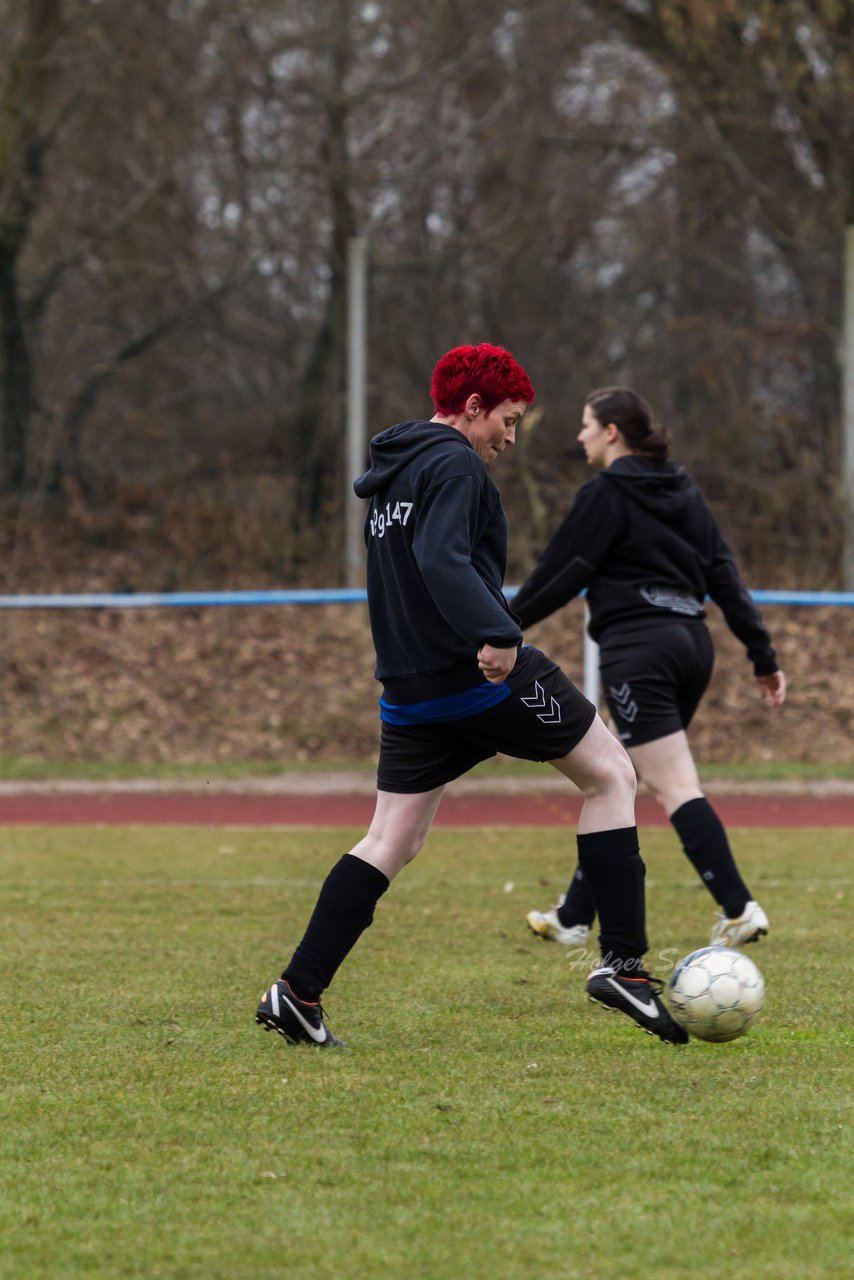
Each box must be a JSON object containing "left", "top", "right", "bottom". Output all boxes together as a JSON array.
[{"left": 0, "top": 791, "right": 851, "bottom": 826}]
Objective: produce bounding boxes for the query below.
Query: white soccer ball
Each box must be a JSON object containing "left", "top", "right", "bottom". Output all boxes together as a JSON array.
[{"left": 668, "top": 946, "right": 764, "bottom": 1043}]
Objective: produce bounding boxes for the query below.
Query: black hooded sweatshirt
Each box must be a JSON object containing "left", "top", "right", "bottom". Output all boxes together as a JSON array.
[
  {"left": 353, "top": 419, "right": 523, "bottom": 703},
  {"left": 512, "top": 455, "right": 778, "bottom": 676}
]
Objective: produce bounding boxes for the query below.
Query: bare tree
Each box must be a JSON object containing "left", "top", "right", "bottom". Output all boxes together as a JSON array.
[
  {"left": 0, "top": 0, "right": 62, "bottom": 490},
  {"left": 597, "top": 0, "right": 854, "bottom": 576},
  {"left": 1, "top": 0, "right": 850, "bottom": 589}
]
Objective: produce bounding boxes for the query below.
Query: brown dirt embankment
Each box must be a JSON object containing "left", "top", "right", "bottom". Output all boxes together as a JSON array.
[{"left": 0, "top": 602, "right": 850, "bottom": 767}]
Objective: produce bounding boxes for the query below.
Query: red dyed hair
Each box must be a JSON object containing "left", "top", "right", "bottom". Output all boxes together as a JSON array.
[{"left": 430, "top": 343, "right": 535, "bottom": 415}]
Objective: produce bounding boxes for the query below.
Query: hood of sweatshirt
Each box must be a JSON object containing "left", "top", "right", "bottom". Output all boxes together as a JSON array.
[
  {"left": 353, "top": 420, "right": 474, "bottom": 498},
  {"left": 600, "top": 454, "right": 700, "bottom": 522}
]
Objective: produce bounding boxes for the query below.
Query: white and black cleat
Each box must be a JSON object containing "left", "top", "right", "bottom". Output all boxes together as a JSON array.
[
  {"left": 586, "top": 965, "right": 688, "bottom": 1045},
  {"left": 256, "top": 979, "right": 344, "bottom": 1047},
  {"left": 710, "top": 900, "right": 769, "bottom": 948}
]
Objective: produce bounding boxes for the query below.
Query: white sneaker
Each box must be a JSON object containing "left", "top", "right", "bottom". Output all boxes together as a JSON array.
[
  {"left": 709, "top": 900, "right": 769, "bottom": 948},
  {"left": 526, "top": 902, "right": 590, "bottom": 947}
]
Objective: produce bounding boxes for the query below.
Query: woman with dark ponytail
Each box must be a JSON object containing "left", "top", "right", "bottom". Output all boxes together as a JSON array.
[{"left": 513, "top": 387, "right": 786, "bottom": 951}]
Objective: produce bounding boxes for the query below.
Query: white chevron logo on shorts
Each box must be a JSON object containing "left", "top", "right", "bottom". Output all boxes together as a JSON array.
[
  {"left": 521, "top": 680, "right": 562, "bottom": 724},
  {"left": 609, "top": 682, "right": 638, "bottom": 723}
]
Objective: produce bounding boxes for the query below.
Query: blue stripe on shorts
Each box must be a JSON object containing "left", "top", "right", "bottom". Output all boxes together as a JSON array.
[{"left": 379, "top": 682, "right": 512, "bottom": 725}]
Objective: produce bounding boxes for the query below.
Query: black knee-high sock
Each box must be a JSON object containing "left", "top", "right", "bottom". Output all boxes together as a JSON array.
[
  {"left": 670, "top": 797, "right": 751, "bottom": 918},
  {"left": 282, "top": 854, "right": 390, "bottom": 1002},
  {"left": 556, "top": 864, "right": 597, "bottom": 928},
  {"left": 577, "top": 827, "right": 647, "bottom": 973}
]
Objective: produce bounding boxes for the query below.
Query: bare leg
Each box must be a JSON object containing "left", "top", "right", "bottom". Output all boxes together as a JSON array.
[
  {"left": 544, "top": 715, "right": 646, "bottom": 969},
  {"left": 348, "top": 785, "right": 446, "bottom": 880},
  {"left": 548, "top": 713, "right": 637, "bottom": 831},
  {"left": 278, "top": 786, "right": 446, "bottom": 1003},
  {"left": 526, "top": 716, "right": 636, "bottom": 932},
  {"left": 630, "top": 730, "right": 754, "bottom": 920},
  {"left": 627, "top": 730, "right": 702, "bottom": 816}
]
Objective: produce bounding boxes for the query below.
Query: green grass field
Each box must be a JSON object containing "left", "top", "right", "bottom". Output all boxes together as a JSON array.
[
  {"left": 2, "top": 824, "right": 851, "bottom": 1279},
  {"left": 0, "top": 754, "right": 853, "bottom": 782}
]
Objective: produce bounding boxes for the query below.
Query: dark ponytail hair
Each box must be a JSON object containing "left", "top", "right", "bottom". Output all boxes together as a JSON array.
[{"left": 585, "top": 386, "right": 671, "bottom": 462}]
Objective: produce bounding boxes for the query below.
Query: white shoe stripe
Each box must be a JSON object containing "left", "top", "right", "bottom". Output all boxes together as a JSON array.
[
  {"left": 270, "top": 984, "right": 280, "bottom": 1017},
  {"left": 281, "top": 991, "right": 328, "bottom": 1044},
  {"left": 605, "top": 976, "right": 659, "bottom": 1018}
]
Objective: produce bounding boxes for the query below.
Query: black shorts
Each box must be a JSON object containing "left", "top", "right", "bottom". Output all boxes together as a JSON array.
[
  {"left": 599, "top": 622, "right": 714, "bottom": 748},
  {"left": 377, "top": 646, "right": 597, "bottom": 794}
]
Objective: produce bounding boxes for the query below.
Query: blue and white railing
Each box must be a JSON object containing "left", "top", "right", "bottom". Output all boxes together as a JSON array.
[
  {"left": 1, "top": 586, "right": 850, "bottom": 707},
  {"left": 0, "top": 587, "right": 851, "bottom": 610}
]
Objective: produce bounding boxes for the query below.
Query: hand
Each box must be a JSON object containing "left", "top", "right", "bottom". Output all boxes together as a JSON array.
[
  {"left": 477, "top": 643, "right": 518, "bottom": 684},
  {"left": 756, "top": 670, "right": 786, "bottom": 708}
]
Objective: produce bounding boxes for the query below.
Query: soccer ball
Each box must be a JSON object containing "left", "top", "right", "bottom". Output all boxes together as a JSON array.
[{"left": 668, "top": 946, "right": 764, "bottom": 1043}]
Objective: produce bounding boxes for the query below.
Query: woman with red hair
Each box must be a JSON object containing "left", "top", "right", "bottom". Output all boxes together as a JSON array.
[{"left": 255, "top": 348, "right": 688, "bottom": 1049}]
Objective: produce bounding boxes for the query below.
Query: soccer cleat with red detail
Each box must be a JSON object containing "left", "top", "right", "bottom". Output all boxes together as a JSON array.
[
  {"left": 256, "top": 979, "right": 344, "bottom": 1047},
  {"left": 586, "top": 965, "right": 688, "bottom": 1044}
]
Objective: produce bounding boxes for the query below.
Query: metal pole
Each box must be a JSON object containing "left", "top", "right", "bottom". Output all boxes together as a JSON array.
[
  {"left": 843, "top": 225, "right": 854, "bottom": 590},
  {"left": 345, "top": 236, "right": 368, "bottom": 587},
  {"left": 583, "top": 604, "right": 600, "bottom": 707}
]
